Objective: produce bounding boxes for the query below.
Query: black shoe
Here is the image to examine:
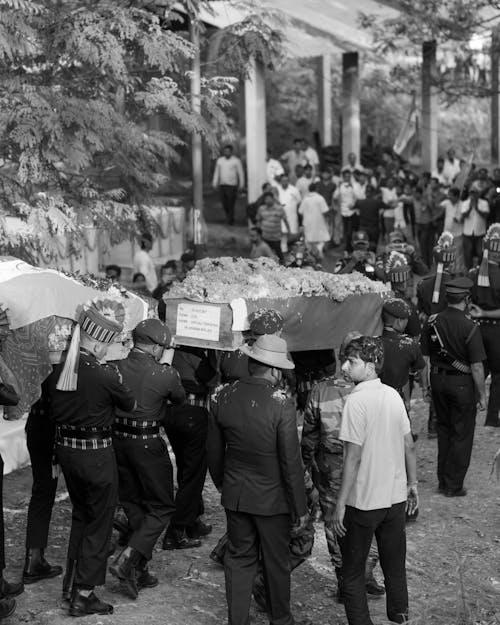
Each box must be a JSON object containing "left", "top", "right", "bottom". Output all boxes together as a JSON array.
[
  {"left": 162, "top": 528, "right": 201, "bottom": 550},
  {"left": 365, "top": 578, "right": 385, "bottom": 596},
  {"left": 0, "top": 577, "right": 24, "bottom": 597},
  {"left": 187, "top": 519, "right": 212, "bottom": 539},
  {"left": 137, "top": 568, "right": 158, "bottom": 590},
  {"left": 0, "top": 598, "right": 15, "bottom": 619},
  {"left": 24, "top": 549, "right": 63, "bottom": 584},
  {"left": 445, "top": 487, "right": 467, "bottom": 497},
  {"left": 69, "top": 589, "right": 113, "bottom": 617},
  {"left": 108, "top": 549, "right": 140, "bottom": 600}
]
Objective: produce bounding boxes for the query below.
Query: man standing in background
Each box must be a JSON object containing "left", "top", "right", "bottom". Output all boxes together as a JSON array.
[{"left": 212, "top": 145, "right": 245, "bottom": 226}]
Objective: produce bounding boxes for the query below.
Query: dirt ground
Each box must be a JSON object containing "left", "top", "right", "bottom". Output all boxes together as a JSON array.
[
  {"left": 2, "top": 197, "right": 500, "bottom": 624},
  {"left": 1, "top": 393, "right": 500, "bottom": 625}
]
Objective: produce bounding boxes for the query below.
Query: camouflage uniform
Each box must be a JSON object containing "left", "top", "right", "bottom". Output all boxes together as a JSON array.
[{"left": 300, "top": 375, "right": 380, "bottom": 577}]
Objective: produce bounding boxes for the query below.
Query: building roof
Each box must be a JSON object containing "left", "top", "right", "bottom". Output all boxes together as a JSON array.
[{"left": 198, "top": 0, "right": 397, "bottom": 58}]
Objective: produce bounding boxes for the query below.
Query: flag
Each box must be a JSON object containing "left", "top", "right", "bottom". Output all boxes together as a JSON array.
[{"left": 393, "top": 93, "right": 419, "bottom": 157}]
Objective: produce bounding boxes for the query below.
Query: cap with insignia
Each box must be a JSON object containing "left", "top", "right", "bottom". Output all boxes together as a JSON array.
[
  {"left": 385, "top": 250, "right": 410, "bottom": 283},
  {"left": 248, "top": 308, "right": 284, "bottom": 336},
  {"left": 133, "top": 318, "right": 171, "bottom": 347},
  {"left": 389, "top": 230, "right": 406, "bottom": 244},
  {"left": 478, "top": 223, "right": 500, "bottom": 287},
  {"left": 432, "top": 231, "right": 456, "bottom": 303},
  {"left": 445, "top": 277, "right": 473, "bottom": 294},
  {"left": 352, "top": 230, "right": 370, "bottom": 249},
  {"left": 383, "top": 297, "right": 411, "bottom": 319}
]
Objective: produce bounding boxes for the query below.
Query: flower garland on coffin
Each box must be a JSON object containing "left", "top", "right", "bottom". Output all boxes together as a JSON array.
[{"left": 166, "top": 257, "right": 390, "bottom": 304}]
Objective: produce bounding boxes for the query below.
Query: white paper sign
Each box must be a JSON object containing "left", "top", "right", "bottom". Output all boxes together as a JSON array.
[{"left": 176, "top": 303, "right": 221, "bottom": 342}]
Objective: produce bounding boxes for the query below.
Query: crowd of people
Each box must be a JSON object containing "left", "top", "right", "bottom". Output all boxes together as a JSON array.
[{"left": 0, "top": 147, "right": 499, "bottom": 624}]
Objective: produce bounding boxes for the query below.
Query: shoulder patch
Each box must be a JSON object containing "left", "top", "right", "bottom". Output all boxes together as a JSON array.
[{"left": 272, "top": 388, "right": 288, "bottom": 402}]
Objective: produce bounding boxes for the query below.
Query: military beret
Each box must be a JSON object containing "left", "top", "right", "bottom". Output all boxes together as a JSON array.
[
  {"left": 383, "top": 298, "right": 410, "bottom": 319},
  {"left": 248, "top": 308, "right": 284, "bottom": 336},
  {"left": 132, "top": 319, "right": 171, "bottom": 347},
  {"left": 445, "top": 277, "right": 473, "bottom": 294}
]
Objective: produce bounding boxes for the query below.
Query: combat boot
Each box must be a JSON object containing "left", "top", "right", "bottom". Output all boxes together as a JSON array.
[
  {"left": 365, "top": 555, "right": 385, "bottom": 597},
  {"left": 62, "top": 558, "right": 77, "bottom": 602},
  {"left": 0, "top": 576, "right": 23, "bottom": 598},
  {"left": 108, "top": 547, "right": 141, "bottom": 599},
  {"left": 209, "top": 533, "right": 228, "bottom": 565},
  {"left": 187, "top": 518, "right": 212, "bottom": 539},
  {"left": 162, "top": 526, "right": 201, "bottom": 550},
  {"left": 0, "top": 598, "right": 15, "bottom": 619},
  {"left": 24, "top": 548, "right": 63, "bottom": 584},
  {"left": 136, "top": 556, "right": 158, "bottom": 590},
  {"left": 69, "top": 587, "right": 113, "bottom": 617}
]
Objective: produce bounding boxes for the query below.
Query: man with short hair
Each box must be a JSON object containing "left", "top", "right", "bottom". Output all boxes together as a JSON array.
[
  {"left": 105, "top": 265, "right": 121, "bottom": 282},
  {"left": 442, "top": 148, "right": 460, "bottom": 186},
  {"left": 461, "top": 187, "right": 489, "bottom": 269},
  {"left": 280, "top": 138, "right": 307, "bottom": 184},
  {"left": 333, "top": 169, "right": 357, "bottom": 253},
  {"left": 207, "top": 334, "right": 308, "bottom": 625},
  {"left": 296, "top": 163, "right": 315, "bottom": 200},
  {"left": 354, "top": 185, "right": 384, "bottom": 250},
  {"left": 256, "top": 190, "right": 290, "bottom": 262},
  {"left": 109, "top": 319, "right": 185, "bottom": 599},
  {"left": 249, "top": 226, "right": 278, "bottom": 261},
  {"left": 212, "top": 145, "right": 245, "bottom": 225},
  {"left": 333, "top": 336, "right": 418, "bottom": 625}
]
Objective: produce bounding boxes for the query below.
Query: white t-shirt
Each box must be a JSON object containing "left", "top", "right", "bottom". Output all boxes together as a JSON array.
[
  {"left": 339, "top": 378, "right": 410, "bottom": 511},
  {"left": 133, "top": 249, "right": 157, "bottom": 292}
]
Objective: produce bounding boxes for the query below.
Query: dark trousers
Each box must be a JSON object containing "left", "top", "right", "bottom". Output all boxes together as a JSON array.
[
  {"left": 480, "top": 323, "right": 500, "bottom": 426},
  {"left": 57, "top": 445, "right": 117, "bottom": 589},
  {"left": 416, "top": 223, "right": 435, "bottom": 268},
  {"left": 339, "top": 502, "right": 408, "bottom": 625},
  {"left": 463, "top": 234, "right": 484, "bottom": 270},
  {"left": 114, "top": 437, "right": 175, "bottom": 560},
  {"left": 431, "top": 373, "right": 476, "bottom": 492},
  {"left": 165, "top": 404, "right": 208, "bottom": 528},
  {"left": 219, "top": 185, "right": 238, "bottom": 225},
  {"left": 25, "top": 414, "right": 58, "bottom": 549},
  {"left": 225, "top": 509, "right": 293, "bottom": 625},
  {"left": 263, "top": 239, "right": 284, "bottom": 263},
  {"left": 343, "top": 215, "right": 359, "bottom": 253}
]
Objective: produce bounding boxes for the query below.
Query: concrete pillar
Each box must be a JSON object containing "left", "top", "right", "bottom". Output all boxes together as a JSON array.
[
  {"left": 245, "top": 57, "right": 266, "bottom": 202},
  {"left": 421, "top": 40, "right": 438, "bottom": 172},
  {"left": 491, "top": 29, "right": 500, "bottom": 163},
  {"left": 190, "top": 19, "right": 203, "bottom": 214},
  {"left": 316, "top": 54, "right": 332, "bottom": 147},
  {"left": 342, "top": 52, "right": 360, "bottom": 166}
]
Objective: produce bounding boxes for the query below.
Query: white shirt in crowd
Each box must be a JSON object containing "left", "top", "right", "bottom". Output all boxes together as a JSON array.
[
  {"left": 298, "top": 191, "right": 330, "bottom": 243},
  {"left": 266, "top": 158, "right": 284, "bottom": 185},
  {"left": 381, "top": 186, "right": 398, "bottom": 219},
  {"left": 296, "top": 175, "right": 315, "bottom": 200},
  {"left": 304, "top": 146, "right": 320, "bottom": 173},
  {"left": 212, "top": 155, "right": 245, "bottom": 188},
  {"left": 334, "top": 182, "right": 357, "bottom": 217},
  {"left": 442, "top": 157, "right": 461, "bottom": 186},
  {"left": 133, "top": 249, "right": 157, "bottom": 292},
  {"left": 441, "top": 199, "right": 464, "bottom": 237},
  {"left": 353, "top": 180, "right": 367, "bottom": 201},
  {"left": 278, "top": 184, "right": 301, "bottom": 234},
  {"left": 339, "top": 378, "right": 410, "bottom": 511},
  {"left": 460, "top": 197, "right": 489, "bottom": 236}
]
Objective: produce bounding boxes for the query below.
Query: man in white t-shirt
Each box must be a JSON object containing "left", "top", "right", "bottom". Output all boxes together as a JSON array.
[{"left": 332, "top": 336, "right": 417, "bottom": 625}]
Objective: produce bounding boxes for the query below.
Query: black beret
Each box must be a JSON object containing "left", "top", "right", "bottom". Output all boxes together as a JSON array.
[
  {"left": 383, "top": 298, "right": 410, "bottom": 319},
  {"left": 132, "top": 319, "right": 171, "bottom": 347}
]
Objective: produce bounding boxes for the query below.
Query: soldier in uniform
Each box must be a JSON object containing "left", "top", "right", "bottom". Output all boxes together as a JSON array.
[
  {"left": 49, "top": 301, "right": 136, "bottom": 616},
  {"left": 421, "top": 277, "right": 486, "bottom": 496},
  {"left": 163, "top": 345, "right": 217, "bottom": 549},
  {"left": 416, "top": 232, "right": 457, "bottom": 437},
  {"left": 109, "top": 319, "right": 185, "bottom": 599},
  {"left": 376, "top": 230, "right": 429, "bottom": 280},
  {"left": 207, "top": 334, "right": 308, "bottom": 625},
  {"left": 334, "top": 231, "right": 377, "bottom": 279},
  {"left": 380, "top": 298, "right": 427, "bottom": 412},
  {"left": 469, "top": 224, "right": 500, "bottom": 427},
  {"left": 23, "top": 378, "right": 63, "bottom": 584}
]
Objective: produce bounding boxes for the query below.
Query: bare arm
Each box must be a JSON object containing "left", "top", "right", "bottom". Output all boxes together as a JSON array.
[
  {"left": 332, "top": 442, "right": 362, "bottom": 537},
  {"left": 471, "top": 361, "right": 486, "bottom": 410},
  {"left": 404, "top": 431, "right": 419, "bottom": 514}
]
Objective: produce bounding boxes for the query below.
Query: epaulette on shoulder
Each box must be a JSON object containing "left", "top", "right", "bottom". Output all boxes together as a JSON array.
[{"left": 271, "top": 388, "right": 288, "bottom": 402}]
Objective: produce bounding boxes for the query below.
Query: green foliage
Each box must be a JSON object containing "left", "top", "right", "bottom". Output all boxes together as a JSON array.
[{"left": 0, "top": 0, "right": 276, "bottom": 258}]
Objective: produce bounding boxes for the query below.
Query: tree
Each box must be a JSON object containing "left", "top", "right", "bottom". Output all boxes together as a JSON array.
[
  {"left": 0, "top": 0, "right": 282, "bottom": 262},
  {"left": 359, "top": 0, "right": 498, "bottom": 101}
]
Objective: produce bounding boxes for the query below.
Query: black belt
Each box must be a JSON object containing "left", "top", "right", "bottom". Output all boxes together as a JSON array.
[
  {"left": 431, "top": 367, "right": 469, "bottom": 376},
  {"left": 57, "top": 426, "right": 112, "bottom": 440},
  {"left": 113, "top": 417, "right": 161, "bottom": 440},
  {"left": 56, "top": 426, "right": 113, "bottom": 450}
]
